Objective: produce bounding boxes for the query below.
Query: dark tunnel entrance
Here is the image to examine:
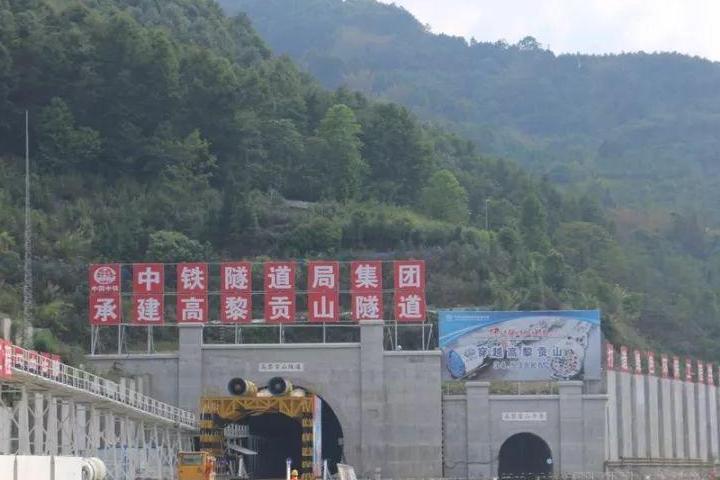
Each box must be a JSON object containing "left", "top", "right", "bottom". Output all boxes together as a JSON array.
[
  {"left": 498, "top": 432, "right": 553, "bottom": 479},
  {"left": 243, "top": 395, "right": 344, "bottom": 478}
]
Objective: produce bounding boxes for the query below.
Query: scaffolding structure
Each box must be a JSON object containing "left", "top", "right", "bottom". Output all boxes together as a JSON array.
[
  {"left": 0, "top": 343, "right": 197, "bottom": 480},
  {"left": 200, "top": 395, "right": 316, "bottom": 479}
]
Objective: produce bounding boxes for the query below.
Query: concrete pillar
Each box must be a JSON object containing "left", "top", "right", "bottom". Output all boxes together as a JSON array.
[
  {"left": 75, "top": 404, "right": 87, "bottom": 454},
  {"left": 104, "top": 412, "right": 116, "bottom": 448},
  {"left": 673, "top": 378, "right": 685, "bottom": 458},
  {"left": 0, "top": 406, "right": 12, "bottom": 454},
  {"left": 465, "top": 381, "right": 491, "bottom": 479},
  {"left": 619, "top": 370, "right": 633, "bottom": 457},
  {"left": 177, "top": 323, "right": 203, "bottom": 412},
  {"left": 33, "top": 393, "right": 44, "bottom": 454},
  {"left": 559, "top": 381, "right": 585, "bottom": 472},
  {"left": 18, "top": 385, "right": 30, "bottom": 454},
  {"left": 45, "top": 394, "right": 57, "bottom": 455},
  {"left": 89, "top": 406, "right": 100, "bottom": 457},
  {"left": 661, "top": 376, "right": 673, "bottom": 458},
  {"left": 60, "top": 399, "right": 74, "bottom": 455},
  {"left": 708, "top": 376, "right": 719, "bottom": 462},
  {"left": 686, "top": 381, "right": 698, "bottom": 458},
  {"left": 647, "top": 374, "right": 660, "bottom": 458},
  {"left": 632, "top": 372, "right": 647, "bottom": 457},
  {"left": 698, "top": 378, "right": 708, "bottom": 461},
  {"left": 359, "top": 320, "right": 385, "bottom": 476},
  {"left": 606, "top": 369, "right": 619, "bottom": 461}
]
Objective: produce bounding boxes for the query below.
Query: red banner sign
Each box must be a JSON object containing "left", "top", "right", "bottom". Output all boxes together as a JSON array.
[
  {"left": 0, "top": 339, "right": 11, "bottom": 378},
  {"left": 394, "top": 260, "right": 425, "bottom": 290},
  {"left": 647, "top": 351, "right": 656, "bottom": 376},
  {"left": 308, "top": 261, "right": 339, "bottom": 292},
  {"left": 177, "top": 263, "right": 208, "bottom": 294},
  {"left": 177, "top": 294, "right": 208, "bottom": 323},
  {"left": 308, "top": 292, "right": 339, "bottom": 323},
  {"left": 619, "top": 346, "right": 629, "bottom": 372},
  {"left": 350, "top": 261, "right": 382, "bottom": 291},
  {"left": 265, "top": 292, "right": 295, "bottom": 324},
  {"left": 89, "top": 264, "right": 121, "bottom": 295},
  {"left": 133, "top": 263, "right": 164, "bottom": 295},
  {"left": 89, "top": 294, "right": 121, "bottom": 325},
  {"left": 394, "top": 290, "right": 426, "bottom": 322},
  {"left": 661, "top": 354, "right": 669, "bottom": 378},
  {"left": 221, "top": 262, "right": 252, "bottom": 292},
  {"left": 264, "top": 262, "right": 296, "bottom": 291},
  {"left": 605, "top": 343, "right": 614, "bottom": 370},
  {"left": 633, "top": 350, "right": 642, "bottom": 374},
  {"left": 698, "top": 361, "right": 705, "bottom": 384},
  {"left": 673, "top": 356, "right": 681, "bottom": 380},
  {"left": 132, "top": 294, "right": 164, "bottom": 325},
  {"left": 686, "top": 358, "right": 693, "bottom": 382},
  {"left": 352, "top": 293, "right": 383, "bottom": 321},
  {"left": 708, "top": 363, "right": 715, "bottom": 386},
  {"left": 221, "top": 293, "right": 252, "bottom": 323}
]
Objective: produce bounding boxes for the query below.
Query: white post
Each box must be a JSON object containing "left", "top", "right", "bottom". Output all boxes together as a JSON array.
[
  {"left": 18, "top": 385, "right": 30, "bottom": 454},
  {"left": 45, "top": 394, "right": 57, "bottom": 455},
  {"left": 32, "top": 393, "right": 44, "bottom": 454}
]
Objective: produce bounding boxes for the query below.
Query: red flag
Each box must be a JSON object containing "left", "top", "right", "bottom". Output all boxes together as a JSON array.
[
  {"left": 647, "top": 351, "right": 656, "bottom": 376},
  {"left": 177, "top": 263, "right": 208, "bottom": 294},
  {"left": 708, "top": 363, "right": 715, "bottom": 386},
  {"left": 176, "top": 294, "right": 208, "bottom": 324},
  {"left": 352, "top": 293, "right": 384, "bottom": 321},
  {"left": 633, "top": 350, "right": 642, "bottom": 374},
  {"left": 619, "top": 346, "right": 629, "bottom": 372},
  {"left": 673, "top": 356, "right": 681, "bottom": 380},
  {"left": 133, "top": 263, "right": 164, "bottom": 295},
  {"left": 605, "top": 343, "right": 615, "bottom": 370},
  {"left": 698, "top": 360, "right": 705, "bottom": 384},
  {"left": 394, "top": 289, "right": 426, "bottom": 322},
  {"left": 221, "top": 293, "right": 252, "bottom": 324},
  {"left": 221, "top": 262, "right": 252, "bottom": 293},
  {"left": 0, "top": 340, "right": 10, "bottom": 378},
  {"left": 89, "top": 294, "right": 122, "bottom": 325},
  {"left": 264, "top": 262, "right": 296, "bottom": 291},
  {"left": 308, "top": 292, "right": 339, "bottom": 323},
  {"left": 132, "top": 294, "right": 164, "bottom": 325},
  {"left": 350, "top": 261, "right": 382, "bottom": 291},
  {"left": 686, "top": 358, "right": 694, "bottom": 382},
  {"left": 661, "top": 354, "right": 669, "bottom": 378},
  {"left": 89, "top": 264, "right": 121, "bottom": 295},
  {"left": 265, "top": 292, "right": 296, "bottom": 324},
  {"left": 308, "top": 261, "right": 339, "bottom": 292},
  {"left": 394, "top": 260, "right": 425, "bottom": 290}
]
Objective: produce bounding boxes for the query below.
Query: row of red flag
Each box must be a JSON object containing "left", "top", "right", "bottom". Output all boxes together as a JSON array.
[
  {"left": 89, "top": 260, "right": 426, "bottom": 325},
  {"left": 0, "top": 339, "right": 60, "bottom": 379},
  {"left": 607, "top": 344, "right": 715, "bottom": 384}
]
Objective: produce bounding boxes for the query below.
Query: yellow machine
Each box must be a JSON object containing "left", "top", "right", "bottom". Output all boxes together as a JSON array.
[{"left": 178, "top": 451, "right": 216, "bottom": 480}]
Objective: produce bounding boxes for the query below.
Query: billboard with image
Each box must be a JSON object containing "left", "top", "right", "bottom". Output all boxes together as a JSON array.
[{"left": 439, "top": 310, "right": 601, "bottom": 381}]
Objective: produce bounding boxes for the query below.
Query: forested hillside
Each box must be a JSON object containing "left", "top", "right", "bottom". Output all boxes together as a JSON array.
[
  {"left": 226, "top": 0, "right": 720, "bottom": 223},
  {"left": 1, "top": 0, "right": 719, "bottom": 362}
]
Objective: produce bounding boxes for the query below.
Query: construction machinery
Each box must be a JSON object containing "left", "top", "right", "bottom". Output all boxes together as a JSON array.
[{"left": 178, "top": 451, "right": 216, "bottom": 480}]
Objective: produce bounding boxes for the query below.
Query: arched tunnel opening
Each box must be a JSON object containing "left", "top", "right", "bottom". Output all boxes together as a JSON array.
[
  {"left": 498, "top": 432, "right": 553, "bottom": 479},
  {"left": 240, "top": 395, "right": 344, "bottom": 479}
]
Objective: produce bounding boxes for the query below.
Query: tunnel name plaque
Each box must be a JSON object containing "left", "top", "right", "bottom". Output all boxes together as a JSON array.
[
  {"left": 501, "top": 411, "right": 547, "bottom": 421},
  {"left": 258, "top": 361, "right": 304, "bottom": 372}
]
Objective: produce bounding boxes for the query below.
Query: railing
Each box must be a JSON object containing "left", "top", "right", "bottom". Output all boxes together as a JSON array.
[{"left": 5, "top": 343, "right": 197, "bottom": 429}]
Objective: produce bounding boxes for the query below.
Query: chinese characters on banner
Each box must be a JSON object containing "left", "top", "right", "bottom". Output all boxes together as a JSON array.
[
  {"left": 89, "top": 264, "right": 122, "bottom": 326},
  {"left": 133, "top": 263, "right": 164, "bottom": 325},
  {"left": 221, "top": 262, "right": 252, "bottom": 324},
  {"left": 264, "top": 262, "right": 296, "bottom": 324},
  {"left": 0, "top": 339, "right": 12, "bottom": 378},
  {"left": 177, "top": 263, "right": 208, "bottom": 324},
  {"left": 394, "top": 260, "right": 426, "bottom": 322},
  {"left": 308, "top": 262, "right": 339, "bottom": 323},
  {"left": 351, "top": 261, "right": 383, "bottom": 321},
  {"left": 89, "top": 259, "right": 427, "bottom": 325}
]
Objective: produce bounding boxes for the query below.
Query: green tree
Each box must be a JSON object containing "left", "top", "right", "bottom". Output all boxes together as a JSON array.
[
  {"left": 37, "top": 98, "right": 101, "bottom": 172},
  {"left": 316, "top": 104, "right": 366, "bottom": 200},
  {"left": 520, "top": 193, "right": 550, "bottom": 252},
  {"left": 419, "top": 170, "right": 469, "bottom": 223}
]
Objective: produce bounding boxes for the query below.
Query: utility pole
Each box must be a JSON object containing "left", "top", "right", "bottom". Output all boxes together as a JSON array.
[
  {"left": 485, "top": 198, "right": 490, "bottom": 231},
  {"left": 22, "top": 110, "right": 33, "bottom": 347}
]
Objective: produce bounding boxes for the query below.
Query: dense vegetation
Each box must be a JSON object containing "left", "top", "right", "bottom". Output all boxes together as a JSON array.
[
  {"left": 227, "top": 0, "right": 720, "bottom": 221},
  {"left": 1, "top": 0, "right": 719, "bottom": 361}
]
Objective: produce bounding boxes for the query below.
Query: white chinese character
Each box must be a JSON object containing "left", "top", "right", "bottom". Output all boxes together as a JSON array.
[
  {"left": 181, "top": 266, "right": 204, "bottom": 290},
  {"left": 312, "top": 266, "right": 336, "bottom": 289},
  {"left": 225, "top": 296, "right": 249, "bottom": 321},
  {"left": 354, "top": 264, "right": 379, "bottom": 289},
  {"left": 398, "top": 294, "right": 422, "bottom": 319},
  {"left": 137, "top": 297, "right": 161, "bottom": 322},
  {"left": 269, "top": 296, "right": 292, "bottom": 320},
  {"left": 398, "top": 264, "right": 421, "bottom": 288},
  {"left": 225, "top": 266, "right": 249, "bottom": 290},
  {"left": 312, "top": 295, "right": 335, "bottom": 319},
  {"left": 355, "top": 295, "right": 380, "bottom": 320},
  {"left": 181, "top": 297, "right": 204, "bottom": 322},
  {"left": 138, "top": 267, "right": 160, "bottom": 291},
  {"left": 268, "top": 265, "right": 292, "bottom": 289},
  {"left": 94, "top": 298, "right": 118, "bottom": 323}
]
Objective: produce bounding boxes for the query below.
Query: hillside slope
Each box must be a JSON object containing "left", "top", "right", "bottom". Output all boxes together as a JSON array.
[
  {"left": 0, "top": 0, "right": 719, "bottom": 361},
  {"left": 225, "top": 0, "right": 720, "bottom": 221}
]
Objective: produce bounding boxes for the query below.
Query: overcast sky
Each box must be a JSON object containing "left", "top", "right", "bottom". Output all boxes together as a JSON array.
[{"left": 378, "top": 0, "right": 719, "bottom": 61}]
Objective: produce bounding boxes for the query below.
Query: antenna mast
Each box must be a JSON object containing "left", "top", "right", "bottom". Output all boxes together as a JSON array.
[{"left": 22, "top": 110, "right": 33, "bottom": 346}]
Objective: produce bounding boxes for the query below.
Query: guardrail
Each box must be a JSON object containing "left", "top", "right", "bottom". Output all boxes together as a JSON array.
[{"left": 1, "top": 341, "right": 196, "bottom": 429}]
